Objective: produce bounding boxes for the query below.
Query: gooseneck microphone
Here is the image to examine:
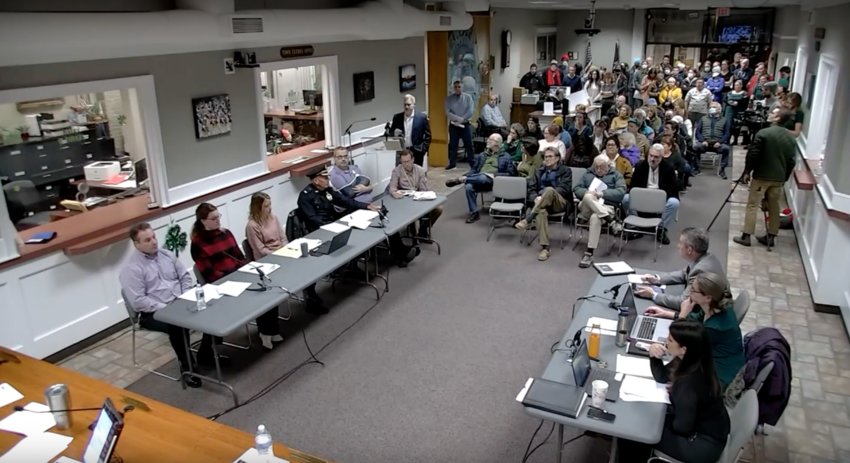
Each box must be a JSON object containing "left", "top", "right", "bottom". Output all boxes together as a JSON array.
[
  {"left": 222, "top": 251, "right": 267, "bottom": 291},
  {"left": 343, "top": 117, "right": 377, "bottom": 137},
  {"left": 604, "top": 282, "right": 629, "bottom": 309}
]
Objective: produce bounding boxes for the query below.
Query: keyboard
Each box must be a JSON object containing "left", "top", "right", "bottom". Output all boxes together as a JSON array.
[{"left": 637, "top": 317, "right": 657, "bottom": 340}]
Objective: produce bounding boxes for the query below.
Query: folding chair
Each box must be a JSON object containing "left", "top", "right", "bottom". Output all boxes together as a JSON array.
[
  {"left": 121, "top": 289, "right": 179, "bottom": 382},
  {"left": 733, "top": 289, "right": 750, "bottom": 325},
  {"left": 618, "top": 188, "right": 667, "bottom": 261},
  {"left": 486, "top": 176, "right": 526, "bottom": 242},
  {"left": 571, "top": 168, "right": 619, "bottom": 253}
]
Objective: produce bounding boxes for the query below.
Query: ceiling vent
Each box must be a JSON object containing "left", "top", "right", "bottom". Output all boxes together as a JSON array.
[
  {"left": 232, "top": 17, "right": 264, "bottom": 34},
  {"left": 439, "top": 15, "right": 451, "bottom": 26}
]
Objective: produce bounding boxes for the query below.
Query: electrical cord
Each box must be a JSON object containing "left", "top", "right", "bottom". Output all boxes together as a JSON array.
[{"left": 522, "top": 420, "right": 554, "bottom": 463}]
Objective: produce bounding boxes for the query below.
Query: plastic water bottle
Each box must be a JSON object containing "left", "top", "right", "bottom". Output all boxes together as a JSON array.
[
  {"left": 254, "top": 424, "right": 274, "bottom": 458},
  {"left": 194, "top": 284, "right": 206, "bottom": 312}
]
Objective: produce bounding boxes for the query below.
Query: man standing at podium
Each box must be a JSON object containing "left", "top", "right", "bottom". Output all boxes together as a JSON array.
[{"left": 390, "top": 94, "right": 431, "bottom": 166}]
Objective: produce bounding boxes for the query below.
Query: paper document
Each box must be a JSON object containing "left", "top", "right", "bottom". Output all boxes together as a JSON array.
[
  {"left": 284, "top": 238, "right": 321, "bottom": 251},
  {"left": 237, "top": 262, "right": 280, "bottom": 276},
  {"left": 619, "top": 375, "right": 670, "bottom": 404},
  {"left": 627, "top": 274, "right": 645, "bottom": 285},
  {"left": 588, "top": 177, "right": 608, "bottom": 193},
  {"left": 54, "top": 458, "right": 82, "bottom": 463},
  {"left": 595, "top": 261, "right": 634, "bottom": 275},
  {"left": 310, "top": 149, "right": 329, "bottom": 154},
  {"left": 217, "top": 281, "right": 252, "bottom": 297},
  {"left": 0, "top": 383, "right": 23, "bottom": 408},
  {"left": 584, "top": 317, "right": 618, "bottom": 336},
  {"left": 515, "top": 377, "right": 534, "bottom": 403},
  {"left": 179, "top": 284, "right": 221, "bottom": 303},
  {"left": 321, "top": 222, "right": 351, "bottom": 233},
  {"left": 273, "top": 247, "right": 301, "bottom": 259},
  {"left": 0, "top": 432, "right": 73, "bottom": 463},
  {"left": 0, "top": 402, "right": 56, "bottom": 436},
  {"left": 615, "top": 354, "right": 654, "bottom": 378},
  {"left": 344, "top": 209, "right": 379, "bottom": 223},
  {"left": 412, "top": 191, "right": 437, "bottom": 201},
  {"left": 233, "top": 447, "right": 290, "bottom": 463}
]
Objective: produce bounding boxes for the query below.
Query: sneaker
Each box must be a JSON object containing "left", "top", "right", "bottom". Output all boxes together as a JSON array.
[
  {"left": 181, "top": 371, "right": 203, "bottom": 388},
  {"left": 260, "top": 334, "right": 274, "bottom": 351},
  {"left": 733, "top": 234, "right": 752, "bottom": 247},
  {"left": 465, "top": 212, "right": 480, "bottom": 223},
  {"left": 719, "top": 169, "right": 727, "bottom": 180},
  {"left": 579, "top": 252, "right": 593, "bottom": 268},
  {"left": 537, "top": 248, "right": 550, "bottom": 261},
  {"left": 515, "top": 219, "right": 528, "bottom": 231},
  {"left": 445, "top": 164, "right": 457, "bottom": 171},
  {"left": 271, "top": 334, "right": 284, "bottom": 342},
  {"left": 445, "top": 178, "right": 462, "bottom": 187}
]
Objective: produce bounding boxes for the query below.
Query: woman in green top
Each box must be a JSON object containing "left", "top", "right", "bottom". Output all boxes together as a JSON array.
[
  {"left": 782, "top": 92, "right": 804, "bottom": 137},
  {"left": 516, "top": 138, "right": 542, "bottom": 178},
  {"left": 503, "top": 123, "right": 525, "bottom": 162},
  {"left": 645, "top": 272, "right": 745, "bottom": 390},
  {"left": 724, "top": 80, "right": 749, "bottom": 144}
]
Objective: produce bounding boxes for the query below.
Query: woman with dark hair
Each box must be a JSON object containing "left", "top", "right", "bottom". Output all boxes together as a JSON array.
[
  {"left": 645, "top": 272, "right": 745, "bottom": 389},
  {"left": 504, "top": 123, "right": 525, "bottom": 162},
  {"left": 782, "top": 92, "right": 804, "bottom": 137},
  {"left": 639, "top": 68, "right": 658, "bottom": 107},
  {"left": 193, "top": 202, "right": 283, "bottom": 350},
  {"left": 584, "top": 68, "right": 602, "bottom": 104},
  {"left": 526, "top": 116, "right": 543, "bottom": 140},
  {"left": 623, "top": 320, "right": 730, "bottom": 463},
  {"left": 517, "top": 137, "right": 542, "bottom": 178}
]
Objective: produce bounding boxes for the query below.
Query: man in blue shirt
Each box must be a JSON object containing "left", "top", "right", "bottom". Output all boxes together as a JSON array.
[
  {"left": 561, "top": 65, "right": 583, "bottom": 94},
  {"left": 444, "top": 80, "right": 474, "bottom": 170}
]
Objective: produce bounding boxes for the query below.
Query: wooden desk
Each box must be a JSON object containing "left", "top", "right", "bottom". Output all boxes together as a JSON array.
[
  {"left": 0, "top": 347, "right": 331, "bottom": 462},
  {"left": 264, "top": 110, "right": 325, "bottom": 140},
  {"left": 510, "top": 102, "right": 538, "bottom": 125}
]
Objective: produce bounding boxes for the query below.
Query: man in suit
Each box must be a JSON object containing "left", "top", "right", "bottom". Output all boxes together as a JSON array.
[
  {"left": 389, "top": 94, "right": 431, "bottom": 167},
  {"left": 623, "top": 143, "right": 680, "bottom": 245},
  {"left": 634, "top": 227, "right": 729, "bottom": 312}
]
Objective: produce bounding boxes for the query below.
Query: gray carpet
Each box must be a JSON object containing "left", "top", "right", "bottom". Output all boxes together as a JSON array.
[{"left": 129, "top": 168, "right": 731, "bottom": 463}]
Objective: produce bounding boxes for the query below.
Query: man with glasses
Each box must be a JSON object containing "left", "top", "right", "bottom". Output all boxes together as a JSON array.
[
  {"left": 445, "top": 133, "right": 516, "bottom": 223},
  {"left": 623, "top": 143, "right": 680, "bottom": 245},
  {"left": 574, "top": 154, "right": 626, "bottom": 268},
  {"left": 514, "top": 147, "right": 573, "bottom": 261},
  {"left": 389, "top": 94, "right": 431, "bottom": 166},
  {"left": 389, "top": 149, "right": 443, "bottom": 238},
  {"left": 328, "top": 147, "right": 373, "bottom": 204},
  {"left": 444, "top": 80, "right": 474, "bottom": 170}
]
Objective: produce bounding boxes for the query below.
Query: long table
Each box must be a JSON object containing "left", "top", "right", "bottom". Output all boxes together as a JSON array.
[
  {"left": 0, "top": 347, "right": 330, "bottom": 462},
  {"left": 154, "top": 195, "right": 446, "bottom": 404},
  {"left": 523, "top": 269, "right": 681, "bottom": 463}
]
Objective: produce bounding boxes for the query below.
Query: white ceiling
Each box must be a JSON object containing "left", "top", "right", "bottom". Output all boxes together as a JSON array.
[{"left": 484, "top": 0, "right": 802, "bottom": 9}]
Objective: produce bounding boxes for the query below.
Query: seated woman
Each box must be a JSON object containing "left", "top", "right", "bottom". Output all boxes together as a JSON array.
[
  {"left": 537, "top": 124, "right": 567, "bottom": 160},
  {"left": 603, "top": 135, "right": 632, "bottom": 186},
  {"left": 646, "top": 273, "right": 745, "bottom": 390},
  {"left": 192, "top": 202, "right": 283, "bottom": 351},
  {"left": 526, "top": 116, "right": 543, "bottom": 141},
  {"left": 516, "top": 138, "right": 542, "bottom": 179},
  {"left": 628, "top": 320, "right": 730, "bottom": 463},
  {"left": 503, "top": 123, "right": 525, "bottom": 162},
  {"left": 610, "top": 104, "right": 631, "bottom": 133},
  {"left": 617, "top": 132, "right": 641, "bottom": 166}
]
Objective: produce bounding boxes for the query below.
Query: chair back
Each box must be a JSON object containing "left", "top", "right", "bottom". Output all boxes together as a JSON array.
[
  {"left": 750, "top": 361, "right": 775, "bottom": 393},
  {"left": 120, "top": 289, "right": 140, "bottom": 324},
  {"left": 569, "top": 167, "right": 585, "bottom": 190},
  {"left": 717, "top": 389, "right": 759, "bottom": 463},
  {"left": 3, "top": 180, "right": 40, "bottom": 223},
  {"left": 242, "top": 238, "right": 255, "bottom": 262},
  {"left": 193, "top": 265, "right": 206, "bottom": 285},
  {"left": 491, "top": 176, "right": 527, "bottom": 202},
  {"left": 733, "top": 289, "right": 750, "bottom": 325},
  {"left": 628, "top": 187, "right": 667, "bottom": 215}
]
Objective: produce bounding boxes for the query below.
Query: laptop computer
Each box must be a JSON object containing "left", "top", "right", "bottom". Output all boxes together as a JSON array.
[
  {"left": 311, "top": 228, "right": 352, "bottom": 256},
  {"left": 571, "top": 339, "right": 620, "bottom": 402},
  {"left": 622, "top": 286, "right": 673, "bottom": 343}
]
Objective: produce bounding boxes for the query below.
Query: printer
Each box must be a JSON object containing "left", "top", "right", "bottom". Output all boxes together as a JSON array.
[
  {"left": 520, "top": 94, "right": 539, "bottom": 105},
  {"left": 84, "top": 161, "right": 121, "bottom": 182}
]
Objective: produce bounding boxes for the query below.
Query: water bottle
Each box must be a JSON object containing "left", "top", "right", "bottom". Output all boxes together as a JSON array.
[
  {"left": 588, "top": 324, "right": 602, "bottom": 360},
  {"left": 195, "top": 284, "right": 206, "bottom": 312},
  {"left": 254, "top": 424, "right": 274, "bottom": 458},
  {"left": 616, "top": 306, "right": 629, "bottom": 348}
]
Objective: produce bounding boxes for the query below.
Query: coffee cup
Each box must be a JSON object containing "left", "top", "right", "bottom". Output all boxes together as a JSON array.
[{"left": 591, "top": 380, "right": 609, "bottom": 407}]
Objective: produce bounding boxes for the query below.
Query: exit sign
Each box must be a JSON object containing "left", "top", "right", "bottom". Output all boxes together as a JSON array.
[{"left": 716, "top": 7, "right": 731, "bottom": 17}]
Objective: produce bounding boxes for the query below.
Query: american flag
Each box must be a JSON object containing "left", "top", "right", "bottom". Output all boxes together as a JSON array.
[{"left": 613, "top": 40, "right": 620, "bottom": 66}]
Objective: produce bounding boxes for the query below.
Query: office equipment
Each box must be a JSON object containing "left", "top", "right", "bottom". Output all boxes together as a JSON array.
[
  {"left": 81, "top": 398, "right": 124, "bottom": 463},
  {"left": 83, "top": 161, "right": 120, "bottom": 182},
  {"left": 520, "top": 377, "right": 587, "bottom": 419},
  {"left": 520, "top": 94, "right": 539, "bottom": 105},
  {"left": 302, "top": 90, "right": 323, "bottom": 108},
  {"left": 621, "top": 286, "right": 672, "bottom": 343},
  {"left": 312, "top": 227, "right": 352, "bottom": 255},
  {"left": 571, "top": 340, "right": 620, "bottom": 401},
  {"left": 133, "top": 158, "right": 148, "bottom": 184},
  {"left": 593, "top": 261, "right": 634, "bottom": 276},
  {"left": 587, "top": 406, "right": 616, "bottom": 423},
  {"left": 24, "top": 231, "right": 57, "bottom": 244}
]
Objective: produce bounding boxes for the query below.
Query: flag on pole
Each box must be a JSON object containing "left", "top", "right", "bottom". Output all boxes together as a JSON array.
[
  {"left": 584, "top": 39, "right": 592, "bottom": 70},
  {"left": 613, "top": 40, "right": 620, "bottom": 66}
]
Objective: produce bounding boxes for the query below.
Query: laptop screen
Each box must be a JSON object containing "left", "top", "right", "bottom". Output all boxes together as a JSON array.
[
  {"left": 621, "top": 286, "right": 638, "bottom": 331},
  {"left": 571, "top": 340, "right": 591, "bottom": 387}
]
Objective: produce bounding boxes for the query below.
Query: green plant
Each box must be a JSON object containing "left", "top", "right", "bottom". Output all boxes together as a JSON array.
[
  {"left": 15, "top": 125, "right": 28, "bottom": 133},
  {"left": 164, "top": 221, "right": 187, "bottom": 257},
  {"left": 117, "top": 114, "right": 127, "bottom": 126}
]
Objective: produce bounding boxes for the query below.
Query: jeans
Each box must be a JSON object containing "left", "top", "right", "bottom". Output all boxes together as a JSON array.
[
  {"left": 139, "top": 312, "right": 213, "bottom": 369},
  {"left": 692, "top": 143, "right": 731, "bottom": 170},
  {"left": 464, "top": 173, "right": 494, "bottom": 213},
  {"left": 622, "top": 193, "right": 680, "bottom": 230},
  {"left": 448, "top": 123, "right": 473, "bottom": 167}
]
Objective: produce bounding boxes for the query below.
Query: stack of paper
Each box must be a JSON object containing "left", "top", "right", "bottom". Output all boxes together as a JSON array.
[
  {"left": 275, "top": 238, "right": 322, "bottom": 259},
  {"left": 237, "top": 262, "right": 280, "bottom": 276},
  {"left": 619, "top": 375, "right": 670, "bottom": 403},
  {"left": 0, "top": 432, "right": 74, "bottom": 462},
  {"left": 584, "top": 317, "right": 618, "bottom": 336},
  {"left": 0, "top": 402, "right": 56, "bottom": 435},
  {"left": 340, "top": 209, "right": 379, "bottom": 229},
  {"left": 320, "top": 222, "right": 351, "bottom": 233},
  {"left": 588, "top": 177, "right": 608, "bottom": 205},
  {"left": 232, "top": 447, "right": 290, "bottom": 463},
  {"left": 615, "top": 354, "right": 653, "bottom": 378},
  {"left": 179, "top": 284, "right": 222, "bottom": 303},
  {"left": 0, "top": 383, "right": 23, "bottom": 408},
  {"left": 216, "top": 281, "right": 253, "bottom": 297},
  {"left": 412, "top": 191, "right": 437, "bottom": 201}
]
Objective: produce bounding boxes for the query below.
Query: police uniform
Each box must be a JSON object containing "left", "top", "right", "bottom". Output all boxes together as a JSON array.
[{"left": 297, "top": 180, "right": 364, "bottom": 231}]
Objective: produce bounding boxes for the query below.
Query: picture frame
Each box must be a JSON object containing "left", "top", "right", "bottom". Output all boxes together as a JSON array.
[
  {"left": 353, "top": 71, "right": 375, "bottom": 103},
  {"left": 192, "top": 94, "right": 232, "bottom": 139},
  {"left": 399, "top": 64, "right": 416, "bottom": 92}
]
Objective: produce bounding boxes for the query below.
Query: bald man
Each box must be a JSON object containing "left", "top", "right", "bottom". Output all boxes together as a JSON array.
[{"left": 445, "top": 133, "right": 517, "bottom": 223}]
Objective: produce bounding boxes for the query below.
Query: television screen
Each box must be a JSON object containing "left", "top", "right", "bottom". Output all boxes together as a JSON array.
[{"left": 719, "top": 25, "right": 753, "bottom": 43}]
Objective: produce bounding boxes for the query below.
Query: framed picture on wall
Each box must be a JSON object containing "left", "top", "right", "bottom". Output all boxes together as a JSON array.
[
  {"left": 353, "top": 71, "right": 375, "bottom": 103},
  {"left": 399, "top": 64, "right": 416, "bottom": 92},
  {"left": 192, "top": 94, "right": 232, "bottom": 139}
]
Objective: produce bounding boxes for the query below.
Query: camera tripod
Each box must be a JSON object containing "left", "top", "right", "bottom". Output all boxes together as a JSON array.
[{"left": 707, "top": 170, "right": 749, "bottom": 232}]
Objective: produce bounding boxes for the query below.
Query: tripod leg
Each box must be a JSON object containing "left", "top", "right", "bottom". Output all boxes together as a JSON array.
[{"left": 707, "top": 172, "right": 748, "bottom": 232}]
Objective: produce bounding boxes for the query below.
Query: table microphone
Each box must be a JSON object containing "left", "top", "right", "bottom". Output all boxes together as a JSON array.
[
  {"left": 604, "top": 282, "right": 629, "bottom": 309},
  {"left": 222, "top": 251, "right": 267, "bottom": 291}
]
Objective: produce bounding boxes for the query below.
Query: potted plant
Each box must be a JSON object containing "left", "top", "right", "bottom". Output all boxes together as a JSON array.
[
  {"left": 0, "top": 127, "right": 9, "bottom": 145},
  {"left": 16, "top": 125, "right": 29, "bottom": 141}
]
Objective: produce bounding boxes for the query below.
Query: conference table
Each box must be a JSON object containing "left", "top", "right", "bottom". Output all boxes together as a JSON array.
[
  {"left": 155, "top": 195, "right": 447, "bottom": 404},
  {"left": 522, "top": 269, "right": 683, "bottom": 463},
  {"left": 0, "top": 347, "right": 331, "bottom": 462}
]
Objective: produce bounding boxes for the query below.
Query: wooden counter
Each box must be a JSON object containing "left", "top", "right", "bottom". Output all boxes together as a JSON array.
[
  {"left": 0, "top": 347, "right": 331, "bottom": 462},
  {"left": 264, "top": 109, "right": 324, "bottom": 121},
  {"left": 0, "top": 142, "right": 332, "bottom": 271}
]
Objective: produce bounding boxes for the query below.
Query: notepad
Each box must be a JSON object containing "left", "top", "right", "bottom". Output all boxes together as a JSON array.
[
  {"left": 412, "top": 191, "right": 437, "bottom": 201},
  {"left": 584, "top": 317, "right": 618, "bottom": 336},
  {"left": 178, "top": 284, "right": 221, "bottom": 303},
  {"left": 619, "top": 375, "right": 670, "bottom": 404},
  {"left": 0, "top": 432, "right": 73, "bottom": 462},
  {"left": 0, "top": 383, "right": 23, "bottom": 408},
  {"left": 593, "top": 261, "right": 635, "bottom": 276},
  {"left": 237, "top": 262, "right": 280, "bottom": 276},
  {"left": 615, "top": 354, "right": 653, "bottom": 378},
  {"left": 321, "top": 222, "right": 351, "bottom": 233},
  {"left": 0, "top": 402, "right": 56, "bottom": 436},
  {"left": 216, "top": 281, "right": 252, "bottom": 297}
]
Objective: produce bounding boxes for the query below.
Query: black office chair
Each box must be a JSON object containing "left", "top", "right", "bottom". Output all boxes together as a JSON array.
[
  {"left": 3, "top": 180, "right": 52, "bottom": 230},
  {"left": 241, "top": 239, "right": 255, "bottom": 261}
]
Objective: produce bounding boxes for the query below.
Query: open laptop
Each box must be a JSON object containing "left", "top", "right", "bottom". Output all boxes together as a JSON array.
[
  {"left": 622, "top": 286, "right": 672, "bottom": 343},
  {"left": 571, "top": 339, "right": 619, "bottom": 402},
  {"left": 311, "top": 227, "right": 352, "bottom": 256}
]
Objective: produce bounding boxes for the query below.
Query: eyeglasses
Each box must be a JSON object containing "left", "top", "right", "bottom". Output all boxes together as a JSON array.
[
  {"left": 205, "top": 214, "right": 221, "bottom": 221},
  {"left": 543, "top": 155, "right": 558, "bottom": 159}
]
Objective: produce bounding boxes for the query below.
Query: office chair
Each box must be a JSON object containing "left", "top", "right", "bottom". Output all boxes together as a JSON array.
[
  {"left": 486, "top": 177, "right": 526, "bottom": 242},
  {"left": 121, "top": 289, "right": 179, "bottom": 382},
  {"left": 618, "top": 188, "right": 668, "bottom": 262},
  {"left": 733, "top": 289, "right": 751, "bottom": 325},
  {"left": 3, "top": 180, "right": 53, "bottom": 230}
]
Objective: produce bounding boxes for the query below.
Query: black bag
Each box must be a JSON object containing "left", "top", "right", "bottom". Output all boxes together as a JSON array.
[{"left": 285, "top": 209, "right": 309, "bottom": 242}]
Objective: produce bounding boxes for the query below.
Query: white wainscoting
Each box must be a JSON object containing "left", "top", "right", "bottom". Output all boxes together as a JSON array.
[{"left": 0, "top": 164, "right": 360, "bottom": 359}]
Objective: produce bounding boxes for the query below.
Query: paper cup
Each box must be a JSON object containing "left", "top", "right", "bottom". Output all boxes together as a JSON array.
[{"left": 591, "top": 380, "right": 609, "bottom": 407}]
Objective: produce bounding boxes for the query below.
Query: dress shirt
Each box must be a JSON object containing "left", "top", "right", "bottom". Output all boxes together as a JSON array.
[
  {"left": 480, "top": 104, "right": 506, "bottom": 127},
  {"left": 404, "top": 112, "right": 414, "bottom": 148},
  {"left": 444, "top": 92, "right": 474, "bottom": 124},
  {"left": 389, "top": 164, "right": 429, "bottom": 194},
  {"left": 648, "top": 166, "right": 659, "bottom": 189},
  {"left": 119, "top": 249, "right": 193, "bottom": 313}
]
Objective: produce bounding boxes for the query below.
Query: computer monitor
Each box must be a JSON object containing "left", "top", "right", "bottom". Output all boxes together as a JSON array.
[
  {"left": 303, "top": 90, "right": 323, "bottom": 108},
  {"left": 133, "top": 158, "right": 148, "bottom": 184}
]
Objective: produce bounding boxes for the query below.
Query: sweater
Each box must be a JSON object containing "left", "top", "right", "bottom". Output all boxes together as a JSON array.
[
  {"left": 744, "top": 125, "right": 797, "bottom": 183},
  {"left": 246, "top": 215, "right": 287, "bottom": 258},
  {"left": 687, "top": 307, "right": 746, "bottom": 389},
  {"left": 191, "top": 228, "right": 244, "bottom": 284}
]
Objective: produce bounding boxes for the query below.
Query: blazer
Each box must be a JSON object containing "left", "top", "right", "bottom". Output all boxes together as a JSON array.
[
  {"left": 389, "top": 111, "right": 431, "bottom": 154},
  {"left": 654, "top": 251, "right": 728, "bottom": 309},
  {"left": 630, "top": 159, "right": 680, "bottom": 200}
]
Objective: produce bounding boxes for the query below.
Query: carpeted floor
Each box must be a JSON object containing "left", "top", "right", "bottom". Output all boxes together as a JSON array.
[{"left": 129, "top": 167, "right": 731, "bottom": 463}]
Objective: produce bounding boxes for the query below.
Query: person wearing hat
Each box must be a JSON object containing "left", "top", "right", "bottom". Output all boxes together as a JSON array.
[
  {"left": 558, "top": 54, "right": 570, "bottom": 78},
  {"left": 544, "top": 59, "right": 563, "bottom": 89}
]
